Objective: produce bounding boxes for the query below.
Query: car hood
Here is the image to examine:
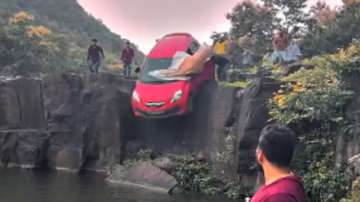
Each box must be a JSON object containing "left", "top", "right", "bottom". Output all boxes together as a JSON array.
[{"left": 134, "top": 81, "right": 188, "bottom": 102}]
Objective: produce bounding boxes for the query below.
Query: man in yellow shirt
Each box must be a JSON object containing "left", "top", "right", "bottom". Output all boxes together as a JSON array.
[{"left": 212, "top": 39, "right": 230, "bottom": 81}]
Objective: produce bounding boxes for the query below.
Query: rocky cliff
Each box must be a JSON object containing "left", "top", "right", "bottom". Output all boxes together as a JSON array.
[{"left": 0, "top": 74, "right": 277, "bottom": 179}]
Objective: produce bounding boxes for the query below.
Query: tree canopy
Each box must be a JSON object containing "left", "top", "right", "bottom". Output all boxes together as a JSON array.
[{"left": 0, "top": 0, "right": 144, "bottom": 76}]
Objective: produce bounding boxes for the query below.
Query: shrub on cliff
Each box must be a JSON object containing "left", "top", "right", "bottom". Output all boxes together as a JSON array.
[
  {"left": 169, "top": 154, "right": 250, "bottom": 199},
  {"left": 268, "top": 43, "right": 360, "bottom": 201}
]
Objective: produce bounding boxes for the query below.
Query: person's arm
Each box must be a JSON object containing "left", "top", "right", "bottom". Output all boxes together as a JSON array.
[
  {"left": 265, "top": 194, "right": 297, "bottom": 202},
  {"left": 100, "top": 47, "right": 105, "bottom": 59}
]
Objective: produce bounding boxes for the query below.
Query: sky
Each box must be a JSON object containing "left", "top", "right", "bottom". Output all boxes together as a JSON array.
[{"left": 78, "top": 0, "right": 343, "bottom": 53}]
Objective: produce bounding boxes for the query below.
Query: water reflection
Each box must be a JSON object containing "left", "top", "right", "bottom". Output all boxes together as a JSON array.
[{"left": 0, "top": 168, "right": 236, "bottom": 202}]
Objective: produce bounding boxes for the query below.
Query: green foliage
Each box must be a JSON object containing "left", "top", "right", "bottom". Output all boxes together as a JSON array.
[
  {"left": 328, "top": 42, "right": 360, "bottom": 78},
  {"left": 292, "top": 126, "right": 353, "bottom": 201},
  {"left": 262, "top": 0, "right": 308, "bottom": 28},
  {"left": 268, "top": 44, "right": 359, "bottom": 201},
  {"left": 225, "top": 1, "right": 273, "bottom": 67},
  {"left": 0, "top": 0, "right": 144, "bottom": 76},
  {"left": 170, "top": 155, "right": 222, "bottom": 194},
  {"left": 227, "top": 1, "right": 273, "bottom": 40},
  {"left": 0, "top": 11, "right": 85, "bottom": 76},
  {"left": 304, "top": 160, "right": 352, "bottom": 202},
  {"left": 170, "top": 155, "right": 250, "bottom": 199},
  {"left": 302, "top": 3, "right": 360, "bottom": 57},
  {"left": 219, "top": 80, "right": 251, "bottom": 89},
  {"left": 269, "top": 55, "right": 353, "bottom": 125}
]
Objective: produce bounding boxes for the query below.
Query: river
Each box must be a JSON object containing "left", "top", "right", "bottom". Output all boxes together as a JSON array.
[{"left": 0, "top": 168, "right": 237, "bottom": 202}]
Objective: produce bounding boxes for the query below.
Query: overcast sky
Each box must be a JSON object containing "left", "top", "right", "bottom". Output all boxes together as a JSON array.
[{"left": 78, "top": 0, "right": 343, "bottom": 53}]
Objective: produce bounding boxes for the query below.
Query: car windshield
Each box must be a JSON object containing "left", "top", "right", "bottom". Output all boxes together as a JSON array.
[
  {"left": 139, "top": 58, "right": 172, "bottom": 83},
  {"left": 140, "top": 58, "right": 188, "bottom": 83}
]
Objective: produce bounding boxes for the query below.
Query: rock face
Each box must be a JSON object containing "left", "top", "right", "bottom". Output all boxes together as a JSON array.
[
  {"left": 235, "top": 79, "right": 280, "bottom": 185},
  {"left": 0, "top": 73, "right": 134, "bottom": 172},
  {"left": 0, "top": 74, "right": 306, "bottom": 190},
  {"left": 0, "top": 78, "right": 45, "bottom": 130},
  {"left": 44, "top": 74, "right": 134, "bottom": 172},
  {"left": 0, "top": 73, "right": 282, "bottom": 188},
  {"left": 128, "top": 81, "right": 238, "bottom": 157},
  {"left": 212, "top": 78, "right": 280, "bottom": 185},
  {"left": 0, "top": 130, "right": 48, "bottom": 168},
  {"left": 336, "top": 88, "right": 360, "bottom": 169}
]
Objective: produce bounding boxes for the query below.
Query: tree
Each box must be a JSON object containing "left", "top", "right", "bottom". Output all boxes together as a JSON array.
[
  {"left": 343, "top": 0, "right": 360, "bottom": 7},
  {"left": 225, "top": 0, "right": 273, "bottom": 67},
  {"left": 301, "top": 2, "right": 360, "bottom": 57},
  {"left": 262, "top": 0, "right": 308, "bottom": 29},
  {"left": 0, "top": 11, "right": 83, "bottom": 76},
  {"left": 308, "top": 1, "right": 337, "bottom": 28}
]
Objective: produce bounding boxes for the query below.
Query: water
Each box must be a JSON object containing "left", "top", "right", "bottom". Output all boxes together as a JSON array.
[{"left": 0, "top": 168, "right": 236, "bottom": 202}]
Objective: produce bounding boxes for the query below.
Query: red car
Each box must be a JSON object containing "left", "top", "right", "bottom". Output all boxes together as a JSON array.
[{"left": 131, "top": 33, "right": 215, "bottom": 118}]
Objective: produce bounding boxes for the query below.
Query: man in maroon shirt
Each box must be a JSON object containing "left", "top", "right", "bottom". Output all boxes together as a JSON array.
[
  {"left": 251, "top": 124, "right": 307, "bottom": 202},
  {"left": 121, "top": 41, "right": 135, "bottom": 77},
  {"left": 87, "top": 38, "right": 105, "bottom": 74}
]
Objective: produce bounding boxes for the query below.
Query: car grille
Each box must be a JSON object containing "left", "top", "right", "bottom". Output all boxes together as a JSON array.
[
  {"left": 136, "top": 107, "right": 181, "bottom": 118},
  {"left": 145, "top": 102, "right": 165, "bottom": 108}
]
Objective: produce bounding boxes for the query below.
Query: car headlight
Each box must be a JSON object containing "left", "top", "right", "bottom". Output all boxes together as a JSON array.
[
  {"left": 171, "top": 90, "right": 183, "bottom": 103},
  {"left": 132, "top": 91, "right": 140, "bottom": 103}
]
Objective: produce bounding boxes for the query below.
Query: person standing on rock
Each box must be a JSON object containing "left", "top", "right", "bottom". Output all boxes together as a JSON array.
[
  {"left": 251, "top": 124, "right": 307, "bottom": 202},
  {"left": 87, "top": 38, "right": 105, "bottom": 74},
  {"left": 121, "top": 41, "right": 135, "bottom": 77}
]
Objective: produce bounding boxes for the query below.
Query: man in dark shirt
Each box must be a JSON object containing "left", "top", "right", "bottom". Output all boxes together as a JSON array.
[
  {"left": 251, "top": 124, "right": 307, "bottom": 202},
  {"left": 121, "top": 41, "right": 135, "bottom": 77},
  {"left": 87, "top": 38, "right": 105, "bottom": 73}
]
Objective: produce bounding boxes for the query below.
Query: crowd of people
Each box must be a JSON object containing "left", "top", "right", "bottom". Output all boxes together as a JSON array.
[{"left": 86, "top": 27, "right": 301, "bottom": 81}]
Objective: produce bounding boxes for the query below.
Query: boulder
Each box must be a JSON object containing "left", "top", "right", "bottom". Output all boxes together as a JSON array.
[
  {"left": 107, "top": 161, "right": 178, "bottom": 193},
  {"left": 153, "top": 157, "right": 176, "bottom": 172}
]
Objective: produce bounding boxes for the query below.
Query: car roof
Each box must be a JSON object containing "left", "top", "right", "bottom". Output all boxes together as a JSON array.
[{"left": 147, "top": 33, "right": 194, "bottom": 59}]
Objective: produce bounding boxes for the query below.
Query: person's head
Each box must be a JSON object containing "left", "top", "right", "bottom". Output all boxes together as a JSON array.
[
  {"left": 92, "top": 38, "right": 98, "bottom": 44},
  {"left": 272, "top": 30, "right": 288, "bottom": 51},
  {"left": 256, "top": 124, "right": 296, "bottom": 170},
  {"left": 126, "top": 41, "right": 131, "bottom": 47}
]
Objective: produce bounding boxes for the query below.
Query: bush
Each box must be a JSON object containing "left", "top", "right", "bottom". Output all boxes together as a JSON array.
[
  {"left": 268, "top": 44, "right": 359, "bottom": 201},
  {"left": 269, "top": 60, "right": 353, "bottom": 125},
  {"left": 170, "top": 154, "right": 251, "bottom": 199}
]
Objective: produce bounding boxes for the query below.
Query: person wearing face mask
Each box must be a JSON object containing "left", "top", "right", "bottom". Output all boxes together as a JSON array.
[{"left": 251, "top": 124, "right": 307, "bottom": 202}]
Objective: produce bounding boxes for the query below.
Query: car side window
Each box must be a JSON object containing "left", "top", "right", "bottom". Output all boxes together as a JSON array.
[{"left": 187, "top": 41, "right": 200, "bottom": 55}]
